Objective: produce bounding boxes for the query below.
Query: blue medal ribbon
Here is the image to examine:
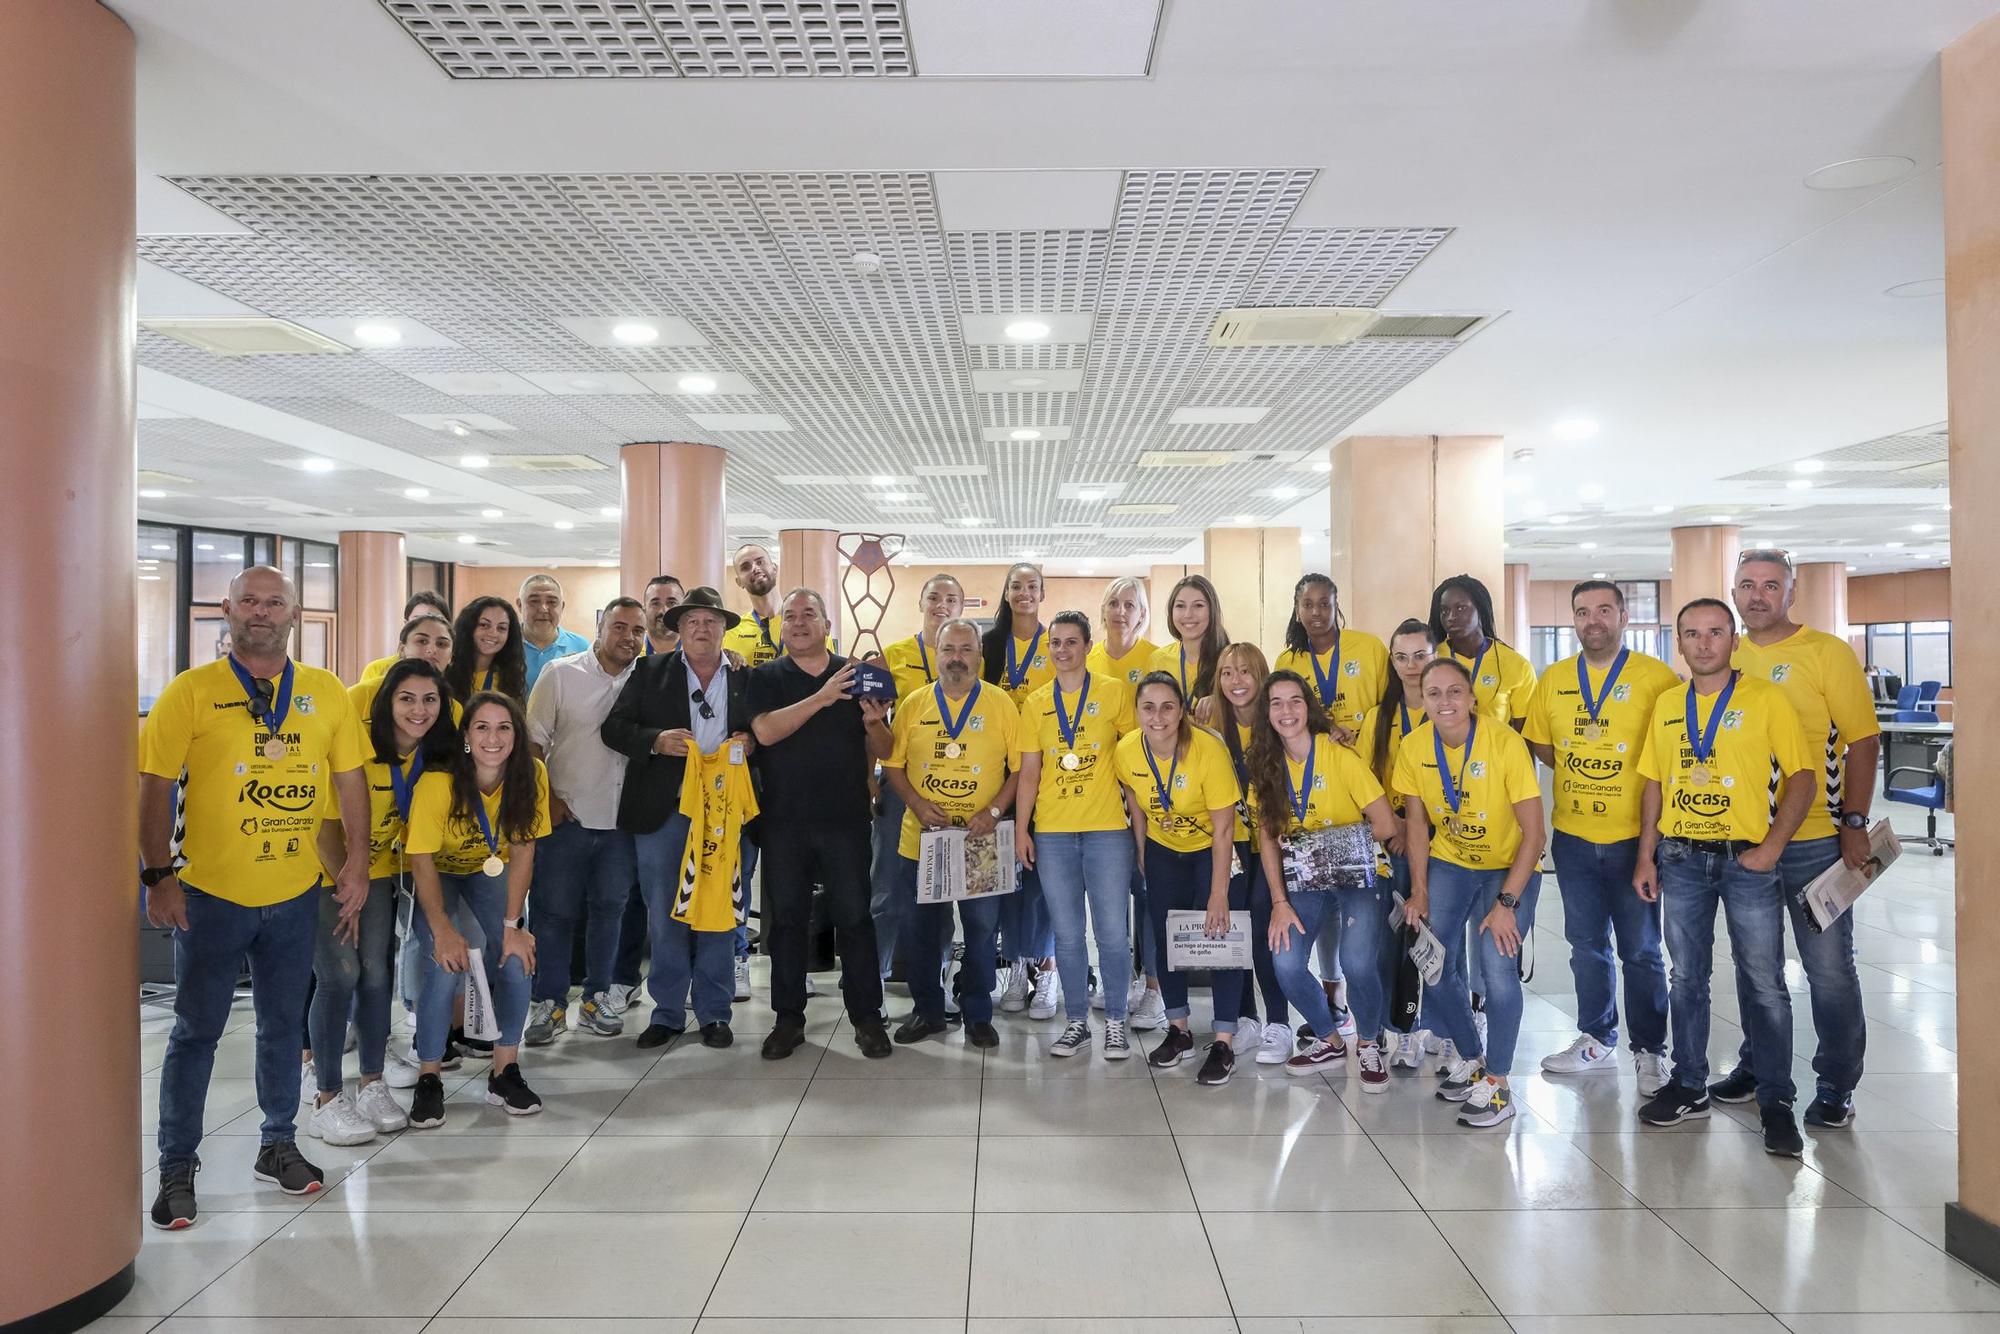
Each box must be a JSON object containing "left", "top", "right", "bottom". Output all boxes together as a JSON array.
[
  {"left": 1433, "top": 716, "right": 1479, "bottom": 816},
  {"left": 754, "top": 612, "right": 775, "bottom": 650},
  {"left": 1683, "top": 671, "right": 1738, "bottom": 770},
  {"left": 1177, "top": 643, "right": 1191, "bottom": 701},
  {"left": 1577, "top": 647, "right": 1629, "bottom": 729},
  {"left": 934, "top": 681, "right": 980, "bottom": 745},
  {"left": 1399, "top": 701, "right": 1415, "bottom": 736},
  {"left": 473, "top": 796, "right": 501, "bottom": 860},
  {"left": 1309, "top": 632, "right": 1342, "bottom": 710},
  {"left": 480, "top": 666, "right": 495, "bottom": 692},
  {"left": 1006, "top": 627, "right": 1043, "bottom": 691},
  {"left": 1052, "top": 672, "right": 1090, "bottom": 752},
  {"left": 1141, "top": 738, "right": 1180, "bottom": 834},
  {"left": 388, "top": 750, "right": 424, "bottom": 823},
  {"left": 1287, "top": 736, "right": 1318, "bottom": 824},
  {"left": 1453, "top": 640, "right": 1488, "bottom": 694},
  {"left": 915, "top": 632, "right": 933, "bottom": 683},
  {"left": 227, "top": 655, "right": 294, "bottom": 742}
]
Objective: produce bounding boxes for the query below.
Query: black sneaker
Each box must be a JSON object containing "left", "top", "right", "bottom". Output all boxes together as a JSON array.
[
  {"left": 1638, "top": 1084, "right": 1711, "bottom": 1126},
  {"left": 1803, "top": 1091, "right": 1855, "bottom": 1128},
  {"left": 485, "top": 1062, "right": 543, "bottom": 1116},
  {"left": 700, "top": 1021, "right": 733, "bottom": 1049},
  {"left": 1708, "top": 1067, "right": 1758, "bottom": 1104},
  {"left": 636, "top": 1023, "right": 683, "bottom": 1049},
  {"left": 150, "top": 1160, "right": 198, "bottom": 1230},
  {"left": 1196, "top": 1041, "right": 1236, "bottom": 1086},
  {"left": 895, "top": 1013, "right": 948, "bottom": 1044},
  {"left": 1762, "top": 1102, "right": 1805, "bottom": 1157},
  {"left": 1148, "top": 1026, "right": 1196, "bottom": 1068},
  {"left": 252, "top": 1140, "right": 324, "bottom": 1195},
  {"left": 965, "top": 1020, "right": 1000, "bottom": 1049},
  {"left": 450, "top": 1027, "right": 494, "bottom": 1060},
  {"left": 409, "top": 1073, "right": 447, "bottom": 1129}
]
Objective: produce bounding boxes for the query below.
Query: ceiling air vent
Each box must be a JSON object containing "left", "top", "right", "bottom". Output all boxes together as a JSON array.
[
  {"left": 139, "top": 317, "right": 353, "bottom": 357},
  {"left": 486, "top": 454, "right": 608, "bottom": 472},
  {"left": 1137, "top": 451, "right": 1237, "bottom": 469},
  {"left": 1108, "top": 503, "right": 1179, "bottom": 515},
  {"left": 1362, "top": 313, "right": 1487, "bottom": 339},
  {"left": 1208, "top": 307, "right": 1379, "bottom": 348}
]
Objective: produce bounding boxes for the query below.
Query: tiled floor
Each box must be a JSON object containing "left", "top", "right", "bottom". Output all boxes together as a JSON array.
[{"left": 99, "top": 800, "right": 1983, "bottom": 1332}]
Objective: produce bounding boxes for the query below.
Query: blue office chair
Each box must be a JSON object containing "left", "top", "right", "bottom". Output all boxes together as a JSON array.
[
  {"left": 1892, "top": 709, "right": 1932, "bottom": 724},
  {"left": 1915, "top": 680, "right": 1942, "bottom": 714},
  {"left": 1894, "top": 685, "right": 1920, "bottom": 711},
  {"left": 1885, "top": 763, "right": 1952, "bottom": 856}
]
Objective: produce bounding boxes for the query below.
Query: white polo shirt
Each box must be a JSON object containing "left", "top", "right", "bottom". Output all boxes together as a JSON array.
[{"left": 525, "top": 647, "right": 635, "bottom": 831}]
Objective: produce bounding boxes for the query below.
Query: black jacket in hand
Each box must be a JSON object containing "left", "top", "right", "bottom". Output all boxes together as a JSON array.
[{"left": 599, "top": 648, "right": 752, "bottom": 836}]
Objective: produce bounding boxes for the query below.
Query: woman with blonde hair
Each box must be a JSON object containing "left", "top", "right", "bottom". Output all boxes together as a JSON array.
[{"left": 1088, "top": 575, "right": 1162, "bottom": 1023}]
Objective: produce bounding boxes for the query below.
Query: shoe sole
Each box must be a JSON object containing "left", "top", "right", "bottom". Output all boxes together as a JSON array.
[
  {"left": 1458, "top": 1107, "right": 1515, "bottom": 1127},
  {"left": 1540, "top": 1057, "right": 1616, "bottom": 1074},
  {"left": 150, "top": 1212, "right": 195, "bottom": 1231},
  {"left": 308, "top": 1125, "right": 377, "bottom": 1147},
  {"left": 999, "top": 999, "right": 1027, "bottom": 1013},
  {"left": 1436, "top": 1085, "right": 1476, "bottom": 1103},
  {"left": 485, "top": 1092, "right": 543, "bottom": 1116},
  {"left": 1804, "top": 1111, "right": 1855, "bottom": 1129},
  {"left": 1639, "top": 1105, "right": 1710, "bottom": 1126},
  {"left": 1103, "top": 1046, "right": 1131, "bottom": 1061},
  {"left": 1360, "top": 1074, "right": 1390, "bottom": 1094},
  {"left": 1148, "top": 1048, "right": 1193, "bottom": 1068},
  {"left": 1049, "top": 1040, "right": 1085, "bottom": 1058},
  {"left": 1286, "top": 1058, "right": 1344, "bottom": 1076},
  {"left": 1128, "top": 1016, "right": 1165, "bottom": 1031},
  {"left": 407, "top": 1113, "right": 445, "bottom": 1129},
  {"left": 1764, "top": 1140, "right": 1804, "bottom": 1157},
  {"left": 523, "top": 1033, "right": 555, "bottom": 1047},
  {"left": 1197, "top": 1068, "right": 1234, "bottom": 1086},
  {"left": 1710, "top": 1088, "right": 1758, "bottom": 1104},
  {"left": 252, "top": 1169, "right": 323, "bottom": 1196}
]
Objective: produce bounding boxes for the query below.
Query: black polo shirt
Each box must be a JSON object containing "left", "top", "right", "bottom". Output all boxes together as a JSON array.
[{"left": 746, "top": 653, "right": 873, "bottom": 826}]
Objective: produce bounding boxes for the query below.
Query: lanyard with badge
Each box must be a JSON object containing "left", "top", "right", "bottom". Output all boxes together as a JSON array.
[
  {"left": 473, "top": 797, "right": 505, "bottom": 877},
  {"left": 1433, "top": 717, "right": 1478, "bottom": 841},
  {"left": 915, "top": 633, "right": 934, "bottom": 684},
  {"left": 1683, "top": 671, "right": 1737, "bottom": 788},
  {"left": 1142, "top": 739, "right": 1181, "bottom": 840},
  {"left": 1177, "top": 643, "right": 1192, "bottom": 702},
  {"left": 934, "top": 681, "right": 979, "bottom": 760},
  {"left": 1309, "top": 632, "right": 1342, "bottom": 711},
  {"left": 1286, "top": 737, "right": 1318, "bottom": 830},
  {"left": 1576, "top": 647, "right": 1628, "bottom": 743},
  {"left": 229, "top": 656, "right": 295, "bottom": 760},
  {"left": 1006, "top": 626, "right": 1043, "bottom": 692},
  {"left": 1052, "top": 672, "right": 1090, "bottom": 772},
  {"left": 387, "top": 751, "right": 424, "bottom": 877}
]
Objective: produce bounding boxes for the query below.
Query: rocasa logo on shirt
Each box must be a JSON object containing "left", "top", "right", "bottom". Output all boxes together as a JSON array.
[
  {"left": 239, "top": 777, "right": 317, "bottom": 813},
  {"left": 1671, "top": 788, "right": 1732, "bottom": 815},
  {"left": 1562, "top": 752, "right": 1623, "bottom": 782}
]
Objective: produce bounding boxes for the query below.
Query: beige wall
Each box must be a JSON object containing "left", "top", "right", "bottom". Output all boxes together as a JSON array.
[
  {"left": 1849, "top": 568, "right": 1953, "bottom": 623},
  {"left": 453, "top": 564, "right": 623, "bottom": 640}
]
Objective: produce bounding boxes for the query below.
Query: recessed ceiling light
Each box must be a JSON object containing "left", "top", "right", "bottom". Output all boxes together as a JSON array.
[
  {"left": 1786, "top": 479, "right": 1814, "bottom": 491},
  {"left": 301, "top": 457, "right": 336, "bottom": 473},
  {"left": 1311, "top": 459, "right": 1332, "bottom": 474},
  {"left": 1009, "top": 428, "right": 1042, "bottom": 441},
  {"left": 1548, "top": 514, "right": 1571, "bottom": 525},
  {"left": 481, "top": 508, "right": 503, "bottom": 519},
  {"left": 1076, "top": 490, "right": 1104, "bottom": 502},
  {"left": 1708, "top": 514, "right": 1732, "bottom": 524},
  {"left": 1235, "top": 514, "right": 1255, "bottom": 524},
  {"left": 306, "top": 561, "right": 332, "bottom": 569},
  {"left": 1008, "top": 376, "right": 1048, "bottom": 389},
  {"left": 1886, "top": 541, "right": 1905, "bottom": 549},
  {"left": 553, "top": 520, "right": 575, "bottom": 530},
  {"left": 460, "top": 455, "right": 490, "bottom": 469},
  {"left": 1793, "top": 459, "right": 1826, "bottom": 474},
  {"left": 1592, "top": 571, "right": 1609, "bottom": 579},
  {"left": 139, "top": 575, "right": 162, "bottom": 582},
  {"left": 1551, "top": 418, "right": 1599, "bottom": 441},
  {"left": 196, "top": 543, "right": 215, "bottom": 551},
  {"left": 1804, "top": 156, "right": 1915, "bottom": 190},
  {"left": 677, "top": 374, "right": 718, "bottom": 394},
  {"left": 138, "top": 488, "right": 167, "bottom": 499},
  {"left": 403, "top": 486, "right": 430, "bottom": 499},
  {"left": 457, "top": 533, "right": 478, "bottom": 544},
  {"left": 353, "top": 322, "right": 402, "bottom": 347},
  {"left": 599, "top": 506, "right": 620, "bottom": 517},
  {"left": 611, "top": 322, "right": 659, "bottom": 345},
  {"left": 150, "top": 543, "right": 171, "bottom": 552},
  {"left": 1846, "top": 564, "right": 1857, "bottom": 572},
  {"left": 1021, "top": 550, "right": 1037, "bottom": 560},
  {"left": 1272, "top": 486, "right": 1298, "bottom": 500},
  {"left": 1004, "top": 319, "right": 1051, "bottom": 341},
  {"left": 870, "top": 474, "right": 896, "bottom": 486},
  {"left": 1577, "top": 483, "right": 1606, "bottom": 502},
  {"left": 961, "top": 516, "right": 983, "bottom": 527},
  {"left": 1651, "top": 504, "right": 1674, "bottom": 514},
  {"left": 1579, "top": 541, "right": 1599, "bottom": 550},
  {"left": 1910, "top": 523, "right": 1934, "bottom": 533},
  {"left": 882, "top": 492, "right": 911, "bottom": 503}
]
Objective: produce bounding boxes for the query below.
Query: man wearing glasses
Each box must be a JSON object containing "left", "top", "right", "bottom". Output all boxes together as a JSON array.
[{"left": 601, "top": 587, "right": 756, "bottom": 1050}]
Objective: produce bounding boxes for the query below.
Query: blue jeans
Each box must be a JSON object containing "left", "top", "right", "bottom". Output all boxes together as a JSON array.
[
  {"left": 1145, "top": 840, "right": 1244, "bottom": 1034},
  {"left": 414, "top": 872, "right": 532, "bottom": 1060},
  {"left": 999, "top": 863, "right": 1053, "bottom": 962},
  {"left": 1036, "top": 829, "right": 1135, "bottom": 1022},
  {"left": 1421, "top": 860, "right": 1541, "bottom": 1076},
  {"left": 311, "top": 876, "right": 397, "bottom": 1090},
  {"left": 870, "top": 781, "right": 909, "bottom": 980},
  {"left": 900, "top": 854, "right": 1001, "bottom": 1024},
  {"left": 635, "top": 814, "right": 737, "bottom": 1029},
  {"left": 1271, "top": 889, "right": 1339, "bottom": 1038},
  {"left": 1729, "top": 836, "right": 1866, "bottom": 1099},
  {"left": 1657, "top": 839, "right": 1795, "bottom": 1107},
  {"left": 158, "top": 883, "right": 319, "bottom": 1170},
  {"left": 1238, "top": 843, "right": 1288, "bottom": 1027},
  {"left": 1273, "top": 879, "right": 1394, "bottom": 1040},
  {"left": 530, "top": 820, "right": 637, "bottom": 1005},
  {"left": 1550, "top": 830, "right": 1668, "bottom": 1053}
]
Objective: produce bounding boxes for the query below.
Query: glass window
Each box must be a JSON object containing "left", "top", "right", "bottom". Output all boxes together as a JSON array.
[
  {"left": 190, "top": 531, "right": 249, "bottom": 603},
  {"left": 190, "top": 610, "right": 234, "bottom": 665},
  {"left": 281, "top": 538, "right": 303, "bottom": 580},
  {"left": 409, "top": 559, "right": 451, "bottom": 613},
  {"left": 138, "top": 524, "right": 181, "bottom": 713},
  {"left": 299, "top": 616, "right": 333, "bottom": 670},
  {"left": 1866, "top": 623, "right": 1908, "bottom": 679},
  {"left": 1909, "top": 620, "right": 1951, "bottom": 688},
  {"left": 1529, "top": 626, "right": 1576, "bottom": 672},
  {"left": 1616, "top": 580, "right": 1661, "bottom": 624},
  {"left": 250, "top": 534, "right": 275, "bottom": 567},
  {"left": 300, "top": 541, "right": 338, "bottom": 610}
]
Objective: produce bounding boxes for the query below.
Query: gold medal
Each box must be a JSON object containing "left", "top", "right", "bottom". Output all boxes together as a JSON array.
[
  {"left": 1581, "top": 721, "right": 1603, "bottom": 743},
  {"left": 481, "top": 854, "right": 505, "bottom": 877},
  {"left": 944, "top": 741, "right": 963, "bottom": 760},
  {"left": 1441, "top": 813, "right": 1460, "bottom": 840},
  {"left": 1060, "top": 751, "right": 1081, "bottom": 771},
  {"left": 263, "top": 738, "right": 288, "bottom": 761},
  {"left": 1688, "top": 764, "right": 1711, "bottom": 787}
]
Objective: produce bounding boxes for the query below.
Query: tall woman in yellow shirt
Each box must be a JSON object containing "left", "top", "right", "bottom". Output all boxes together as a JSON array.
[
  {"left": 1206, "top": 643, "right": 1292, "bottom": 1064},
  {"left": 1150, "top": 574, "right": 1231, "bottom": 706},
  {"left": 1364, "top": 618, "right": 1437, "bottom": 1069},
  {"left": 1428, "top": 575, "right": 1536, "bottom": 728},
  {"left": 981, "top": 562, "right": 1057, "bottom": 1013}
]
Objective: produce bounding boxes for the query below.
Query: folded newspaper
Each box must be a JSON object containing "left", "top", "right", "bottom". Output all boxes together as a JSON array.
[
  {"left": 1392, "top": 893, "right": 1447, "bottom": 985},
  {"left": 1279, "top": 821, "right": 1379, "bottom": 892},
  {"left": 916, "top": 820, "right": 1019, "bottom": 904},
  {"left": 1801, "top": 818, "right": 1901, "bottom": 932},
  {"left": 1165, "top": 909, "right": 1253, "bottom": 970}
]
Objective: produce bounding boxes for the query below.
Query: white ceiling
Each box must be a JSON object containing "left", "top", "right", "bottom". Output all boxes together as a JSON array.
[{"left": 113, "top": 0, "right": 1985, "bottom": 577}]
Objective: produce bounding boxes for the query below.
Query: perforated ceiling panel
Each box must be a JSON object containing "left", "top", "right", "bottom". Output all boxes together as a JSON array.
[
  {"left": 139, "top": 169, "right": 1463, "bottom": 564},
  {"left": 379, "top": 0, "right": 913, "bottom": 79}
]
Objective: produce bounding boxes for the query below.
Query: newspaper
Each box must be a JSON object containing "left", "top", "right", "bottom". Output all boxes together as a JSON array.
[
  {"left": 1279, "top": 821, "right": 1379, "bottom": 892},
  {"left": 1165, "top": 909, "right": 1253, "bottom": 971},
  {"left": 1801, "top": 818, "right": 1902, "bottom": 932},
  {"left": 1392, "top": 893, "right": 1447, "bottom": 985},
  {"left": 461, "top": 946, "right": 501, "bottom": 1041},
  {"left": 915, "top": 820, "right": 1019, "bottom": 904}
]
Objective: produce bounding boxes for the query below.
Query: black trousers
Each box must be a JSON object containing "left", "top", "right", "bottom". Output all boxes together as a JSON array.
[{"left": 761, "top": 819, "right": 882, "bottom": 1026}]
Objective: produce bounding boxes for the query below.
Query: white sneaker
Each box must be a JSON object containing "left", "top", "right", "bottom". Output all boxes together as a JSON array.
[
  {"left": 299, "top": 1059, "right": 319, "bottom": 1110},
  {"left": 1472, "top": 1009, "right": 1489, "bottom": 1059},
  {"left": 1128, "top": 987, "right": 1167, "bottom": 1031},
  {"left": 1634, "top": 1049, "right": 1672, "bottom": 1097},
  {"left": 307, "top": 1091, "right": 377, "bottom": 1146},
  {"left": 1234, "top": 1017, "right": 1263, "bottom": 1053},
  {"left": 603, "top": 982, "right": 637, "bottom": 1016},
  {"left": 1125, "top": 976, "right": 1149, "bottom": 1015},
  {"left": 1256, "top": 1021, "right": 1294, "bottom": 1065},
  {"left": 805, "top": 974, "right": 819, "bottom": 998},
  {"left": 1435, "top": 1038, "right": 1460, "bottom": 1075},
  {"left": 1457, "top": 1075, "right": 1515, "bottom": 1127},
  {"left": 1390, "top": 1030, "right": 1425, "bottom": 1069},
  {"left": 943, "top": 960, "right": 962, "bottom": 1018},
  {"left": 1089, "top": 978, "right": 1106, "bottom": 1011},
  {"left": 383, "top": 1045, "right": 421, "bottom": 1090},
  {"left": 1027, "top": 968, "right": 1061, "bottom": 1020},
  {"left": 1423, "top": 1028, "right": 1442, "bottom": 1055},
  {"left": 998, "top": 961, "right": 1031, "bottom": 1012},
  {"left": 1542, "top": 1033, "right": 1616, "bottom": 1075},
  {"left": 733, "top": 959, "right": 752, "bottom": 1003},
  {"left": 1436, "top": 1056, "right": 1481, "bottom": 1102},
  {"left": 353, "top": 1079, "right": 409, "bottom": 1133}
]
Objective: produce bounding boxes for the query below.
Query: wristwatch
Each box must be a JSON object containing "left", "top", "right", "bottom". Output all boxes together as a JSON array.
[
  {"left": 1496, "top": 891, "right": 1520, "bottom": 910},
  {"left": 140, "top": 865, "right": 178, "bottom": 888},
  {"left": 1840, "top": 811, "right": 1869, "bottom": 831},
  {"left": 503, "top": 916, "right": 526, "bottom": 931},
  {"left": 989, "top": 805, "right": 1005, "bottom": 821}
]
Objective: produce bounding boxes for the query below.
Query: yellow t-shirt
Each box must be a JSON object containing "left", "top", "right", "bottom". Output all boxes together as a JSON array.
[
  {"left": 1086, "top": 637, "right": 1158, "bottom": 688},
  {"left": 1147, "top": 641, "right": 1210, "bottom": 701},
  {"left": 994, "top": 629, "right": 1056, "bottom": 709},
  {"left": 1223, "top": 718, "right": 1258, "bottom": 851},
  {"left": 358, "top": 653, "right": 400, "bottom": 684},
  {"left": 1392, "top": 718, "right": 1542, "bottom": 870},
  {"left": 1638, "top": 674, "right": 1812, "bottom": 844},
  {"left": 1247, "top": 733, "right": 1386, "bottom": 838},
  {"left": 1732, "top": 626, "right": 1881, "bottom": 842},
  {"left": 347, "top": 676, "right": 464, "bottom": 733},
  {"left": 886, "top": 683, "right": 1022, "bottom": 859},
  {"left": 721, "top": 611, "right": 783, "bottom": 669},
  {"left": 882, "top": 632, "right": 940, "bottom": 706},
  {"left": 319, "top": 750, "right": 424, "bottom": 882},
  {"left": 139, "top": 658, "right": 367, "bottom": 906},
  {"left": 1521, "top": 650, "right": 1682, "bottom": 844},
  {"left": 1020, "top": 673, "right": 1135, "bottom": 833},
  {"left": 1360, "top": 699, "right": 1427, "bottom": 801},
  {"left": 1274, "top": 629, "right": 1390, "bottom": 738},
  {"left": 1441, "top": 638, "right": 1538, "bottom": 724},
  {"left": 1114, "top": 727, "right": 1240, "bottom": 853},
  {"left": 404, "top": 761, "right": 553, "bottom": 876}
]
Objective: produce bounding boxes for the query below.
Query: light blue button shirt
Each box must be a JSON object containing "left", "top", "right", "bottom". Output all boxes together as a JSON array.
[
  {"left": 686, "top": 657, "right": 730, "bottom": 755},
  {"left": 522, "top": 628, "right": 590, "bottom": 692}
]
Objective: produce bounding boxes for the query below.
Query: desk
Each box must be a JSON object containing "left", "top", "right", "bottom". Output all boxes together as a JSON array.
[{"left": 1877, "top": 718, "right": 1953, "bottom": 782}]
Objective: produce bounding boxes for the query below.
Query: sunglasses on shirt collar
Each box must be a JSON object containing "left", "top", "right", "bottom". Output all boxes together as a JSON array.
[{"left": 690, "top": 687, "right": 715, "bottom": 722}]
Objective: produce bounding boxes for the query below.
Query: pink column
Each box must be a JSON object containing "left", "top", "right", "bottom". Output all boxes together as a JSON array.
[
  {"left": 779, "top": 527, "right": 843, "bottom": 645},
  {"left": 337, "top": 531, "right": 407, "bottom": 680},
  {"left": 0, "top": 1, "right": 140, "bottom": 1325},
  {"left": 620, "top": 441, "right": 726, "bottom": 597},
  {"left": 1791, "top": 560, "right": 1849, "bottom": 638},
  {"left": 1668, "top": 524, "right": 1741, "bottom": 669},
  {"left": 1503, "top": 562, "right": 1532, "bottom": 650}
]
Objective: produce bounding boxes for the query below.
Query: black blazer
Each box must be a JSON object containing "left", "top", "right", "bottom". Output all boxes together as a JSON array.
[{"left": 600, "top": 649, "right": 752, "bottom": 836}]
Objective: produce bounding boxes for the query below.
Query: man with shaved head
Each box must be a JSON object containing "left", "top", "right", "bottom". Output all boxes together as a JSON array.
[
  {"left": 518, "top": 572, "right": 590, "bottom": 692},
  {"left": 140, "top": 566, "right": 374, "bottom": 1229}
]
